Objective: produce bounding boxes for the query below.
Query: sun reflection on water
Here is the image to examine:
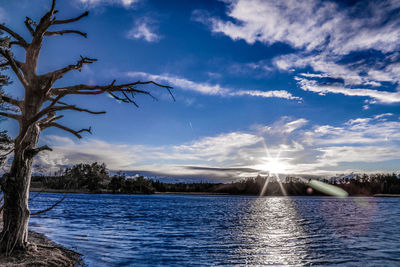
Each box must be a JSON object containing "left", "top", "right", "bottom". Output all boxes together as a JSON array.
[{"left": 233, "top": 197, "right": 311, "bottom": 266}]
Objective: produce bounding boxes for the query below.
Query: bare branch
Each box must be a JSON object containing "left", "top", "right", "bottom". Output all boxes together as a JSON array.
[
  {"left": 133, "top": 81, "right": 175, "bottom": 101},
  {"left": 53, "top": 11, "right": 89, "bottom": 25},
  {"left": 52, "top": 80, "right": 174, "bottom": 101},
  {"left": 50, "top": 0, "right": 57, "bottom": 14},
  {"left": 45, "top": 30, "right": 87, "bottom": 38},
  {"left": 0, "top": 149, "right": 14, "bottom": 159},
  {"left": 0, "top": 25, "right": 28, "bottom": 47},
  {"left": 120, "top": 90, "right": 139, "bottom": 107},
  {"left": 31, "top": 194, "right": 66, "bottom": 216},
  {"left": 25, "top": 145, "right": 52, "bottom": 159},
  {"left": 24, "top": 17, "right": 37, "bottom": 36},
  {"left": 28, "top": 91, "right": 104, "bottom": 126},
  {"left": 29, "top": 190, "right": 44, "bottom": 201},
  {"left": 49, "top": 80, "right": 174, "bottom": 111},
  {"left": 31, "top": 103, "right": 105, "bottom": 127},
  {"left": 39, "top": 114, "right": 63, "bottom": 125},
  {"left": 45, "top": 95, "right": 69, "bottom": 106},
  {"left": 0, "top": 49, "right": 29, "bottom": 87},
  {"left": 28, "top": 94, "right": 65, "bottom": 124},
  {"left": 24, "top": 0, "right": 59, "bottom": 71},
  {"left": 8, "top": 41, "right": 25, "bottom": 48},
  {"left": 0, "top": 111, "right": 21, "bottom": 121},
  {"left": 48, "top": 93, "right": 65, "bottom": 108},
  {"left": 46, "top": 104, "right": 105, "bottom": 115},
  {"left": 45, "top": 56, "right": 97, "bottom": 81},
  {"left": 38, "top": 112, "right": 63, "bottom": 130},
  {"left": 61, "top": 105, "right": 105, "bottom": 114},
  {"left": 0, "top": 61, "right": 9, "bottom": 68},
  {"left": 0, "top": 94, "right": 22, "bottom": 109},
  {"left": 45, "top": 123, "right": 91, "bottom": 139}
]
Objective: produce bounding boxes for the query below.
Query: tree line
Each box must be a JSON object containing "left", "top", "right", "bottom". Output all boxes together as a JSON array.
[{"left": 30, "top": 162, "right": 400, "bottom": 196}]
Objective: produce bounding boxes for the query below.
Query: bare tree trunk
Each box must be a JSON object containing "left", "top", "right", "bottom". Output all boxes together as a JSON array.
[
  {"left": 0, "top": 0, "right": 172, "bottom": 255},
  {"left": 0, "top": 124, "right": 40, "bottom": 254}
]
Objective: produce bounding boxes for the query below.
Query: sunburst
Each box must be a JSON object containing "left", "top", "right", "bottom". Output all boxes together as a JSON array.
[{"left": 259, "top": 139, "right": 287, "bottom": 196}]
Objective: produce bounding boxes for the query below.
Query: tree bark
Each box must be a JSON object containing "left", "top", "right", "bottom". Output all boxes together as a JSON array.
[
  {"left": 0, "top": 123, "right": 40, "bottom": 254},
  {"left": 0, "top": 0, "right": 172, "bottom": 255}
]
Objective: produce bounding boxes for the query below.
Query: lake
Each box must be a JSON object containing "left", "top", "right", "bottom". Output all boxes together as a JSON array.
[{"left": 29, "top": 193, "right": 400, "bottom": 266}]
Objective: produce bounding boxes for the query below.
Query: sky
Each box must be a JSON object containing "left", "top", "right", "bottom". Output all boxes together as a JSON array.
[{"left": 2, "top": 0, "right": 400, "bottom": 180}]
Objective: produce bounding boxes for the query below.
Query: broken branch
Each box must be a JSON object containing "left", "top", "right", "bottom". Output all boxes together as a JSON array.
[
  {"left": 53, "top": 11, "right": 89, "bottom": 25},
  {"left": 0, "top": 49, "right": 29, "bottom": 87},
  {"left": 31, "top": 194, "right": 66, "bottom": 216},
  {"left": 45, "top": 56, "right": 97, "bottom": 81},
  {"left": 45, "top": 123, "right": 91, "bottom": 139},
  {"left": 0, "top": 111, "right": 21, "bottom": 121},
  {"left": 24, "top": 17, "right": 37, "bottom": 36},
  {"left": 0, "top": 25, "right": 28, "bottom": 47},
  {"left": 25, "top": 145, "right": 52, "bottom": 159},
  {"left": 45, "top": 30, "right": 87, "bottom": 38},
  {"left": 0, "top": 94, "right": 22, "bottom": 109}
]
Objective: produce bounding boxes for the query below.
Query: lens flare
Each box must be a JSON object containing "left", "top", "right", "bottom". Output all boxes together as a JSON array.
[{"left": 308, "top": 180, "right": 348, "bottom": 198}]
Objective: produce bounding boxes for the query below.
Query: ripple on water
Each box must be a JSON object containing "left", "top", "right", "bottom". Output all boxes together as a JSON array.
[{"left": 29, "top": 194, "right": 400, "bottom": 266}]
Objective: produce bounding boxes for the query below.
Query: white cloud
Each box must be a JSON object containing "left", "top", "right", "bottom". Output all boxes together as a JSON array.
[
  {"left": 128, "top": 72, "right": 228, "bottom": 95},
  {"left": 260, "top": 114, "right": 400, "bottom": 174},
  {"left": 374, "top": 113, "right": 393, "bottom": 120},
  {"left": 77, "top": 0, "right": 138, "bottom": 8},
  {"left": 275, "top": 54, "right": 383, "bottom": 87},
  {"left": 303, "top": 115, "right": 400, "bottom": 146},
  {"left": 295, "top": 76, "right": 400, "bottom": 104},
  {"left": 172, "top": 132, "right": 263, "bottom": 163},
  {"left": 126, "top": 18, "right": 161, "bottom": 42},
  {"left": 232, "top": 90, "right": 302, "bottom": 101},
  {"left": 259, "top": 117, "right": 308, "bottom": 134},
  {"left": 37, "top": 132, "right": 265, "bottom": 178},
  {"left": 36, "top": 114, "right": 400, "bottom": 177},
  {"left": 317, "top": 146, "right": 399, "bottom": 164},
  {"left": 127, "top": 71, "right": 302, "bottom": 100},
  {"left": 196, "top": 0, "right": 400, "bottom": 106},
  {"left": 198, "top": 0, "right": 400, "bottom": 55},
  {"left": 274, "top": 52, "right": 400, "bottom": 89}
]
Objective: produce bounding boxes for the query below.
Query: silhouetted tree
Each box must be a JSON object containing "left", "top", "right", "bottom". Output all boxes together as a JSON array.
[
  {"left": 109, "top": 175, "right": 125, "bottom": 193},
  {"left": 0, "top": 0, "right": 172, "bottom": 254}
]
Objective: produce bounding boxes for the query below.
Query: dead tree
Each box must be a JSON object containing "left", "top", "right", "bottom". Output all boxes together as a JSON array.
[{"left": 0, "top": 0, "right": 172, "bottom": 254}]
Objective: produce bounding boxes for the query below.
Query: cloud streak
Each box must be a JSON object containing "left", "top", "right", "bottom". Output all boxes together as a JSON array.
[
  {"left": 295, "top": 76, "right": 400, "bottom": 104},
  {"left": 127, "top": 71, "right": 302, "bottom": 101},
  {"left": 76, "top": 0, "right": 138, "bottom": 8}
]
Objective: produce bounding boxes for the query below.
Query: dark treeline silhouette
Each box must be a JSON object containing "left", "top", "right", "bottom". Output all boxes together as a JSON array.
[{"left": 30, "top": 162, "right": 400, "bottom": 196}]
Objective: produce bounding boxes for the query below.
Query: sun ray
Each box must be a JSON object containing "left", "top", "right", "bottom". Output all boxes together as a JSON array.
[
  {"left": 259, "top": 138, "right": 287, "bottom": 196},
  {"left": 273, "top": 172, "right": 287, "bottom": 196},
  {"left": 260, "top": 175, "right": 271, "bottom": 196}
]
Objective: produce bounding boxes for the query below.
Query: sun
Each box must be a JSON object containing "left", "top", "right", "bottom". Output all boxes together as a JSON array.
[
  {"left": 263, "top": 158, "right": 288, "bottom": 174},
  {"left": 254, "top": 157, "right": 289, "bottom": 174}
]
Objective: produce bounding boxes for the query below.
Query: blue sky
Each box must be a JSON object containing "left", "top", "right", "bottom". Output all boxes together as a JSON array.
[{"left": 2, "top": 0, "right": 400, "bottom": 179}]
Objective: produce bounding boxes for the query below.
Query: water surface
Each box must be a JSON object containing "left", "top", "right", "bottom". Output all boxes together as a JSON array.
[{"left": 29, "top": 194, "right": 400, "bottom": 266}]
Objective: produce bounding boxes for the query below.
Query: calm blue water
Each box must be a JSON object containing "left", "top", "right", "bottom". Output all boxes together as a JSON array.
[{"left": 29, "top": 193, "right": 400, "bottom": 266}]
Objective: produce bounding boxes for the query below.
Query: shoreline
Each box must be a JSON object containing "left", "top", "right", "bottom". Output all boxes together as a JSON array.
[
  {"left": 30, "top": 188, "right": 397, "bottom": 197},
  {"left": 0, "top": 222, "right": 82, "bottom": 267}
]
